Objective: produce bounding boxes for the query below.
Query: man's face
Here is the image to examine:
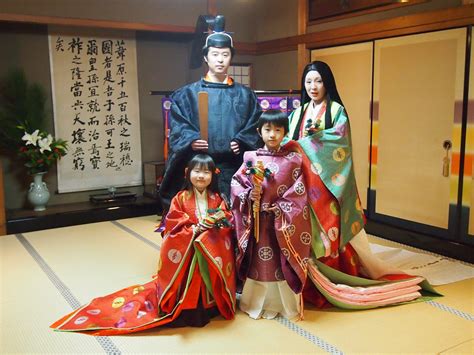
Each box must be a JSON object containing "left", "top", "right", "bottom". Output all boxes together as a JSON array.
[{"left": 204, "top": 47, "right": 232, "bottom": 75}]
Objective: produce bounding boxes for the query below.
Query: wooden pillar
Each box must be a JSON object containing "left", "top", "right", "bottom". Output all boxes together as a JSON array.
[
  {"left": 207, "top": 0, "right": 217, "bottom": 16},
  {"left": 297, "top": 0, "right": 309, "bottom": 82},
  {"left": 0, "top": 161, "right": 6, "bottom": 236}
]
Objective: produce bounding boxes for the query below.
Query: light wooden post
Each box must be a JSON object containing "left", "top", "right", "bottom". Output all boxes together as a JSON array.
[
  {"left": 198, "top": 91, "right": 209, "bottom": 141},
  {"left": 0, "top": 161, "right": 6, "bottom": 236},
  {"left": 207, "top": 0, "right": 217, "bottom": 16},
  {"left": 297, "top": 0, "right": 309, "bottom": 82}
]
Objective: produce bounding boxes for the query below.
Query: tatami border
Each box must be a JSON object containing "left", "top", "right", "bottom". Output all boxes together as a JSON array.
[
  {"left": 275, "top": 316, "right": 344, "bottom": 354},
  {"left": 426, "top": 300, "right": 474, "bottom": 322},
  {"left": 113, "top": 219, "right": 344, "bottom": 353},
  {"left": 111, "top": 220, "right": 161, "bottom": 251},
  {"left": 15, "top": 233, "right": 122, "bottom": 355}
]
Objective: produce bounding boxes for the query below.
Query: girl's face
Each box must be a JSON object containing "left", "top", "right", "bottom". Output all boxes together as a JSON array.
[
  {"left": 259, "top": 122, "right": 285, "bottom": 151},
  {"left": 305, "top": 70, "right": 326, "bottom": 104},
  {"left": 190, "top": 164, "right": 213, "bottom": 192}
]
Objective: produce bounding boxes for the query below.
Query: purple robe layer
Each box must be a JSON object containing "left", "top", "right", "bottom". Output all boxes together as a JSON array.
[
  {"left": 230, "top": 148, "right": 311, "bottom": 293},
  {"left": 257, "top": 96, "right": 301, "bottom": 113}
]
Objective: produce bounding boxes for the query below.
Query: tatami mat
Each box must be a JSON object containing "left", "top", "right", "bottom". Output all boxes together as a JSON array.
[{"left": 1, "top": 215, "right": 473, "bottom": 354}]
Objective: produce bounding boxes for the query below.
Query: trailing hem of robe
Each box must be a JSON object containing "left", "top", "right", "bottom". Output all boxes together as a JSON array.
[
  {"left": 50, "top": 190, "right": 236, "bottom": 335},
  {"left": 285, "top": 101, "right": 439, "bottom": 308}
]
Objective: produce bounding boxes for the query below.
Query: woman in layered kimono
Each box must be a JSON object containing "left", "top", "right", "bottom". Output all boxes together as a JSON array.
[
  {"left": 51, "top": 154, "right": 236, "bottom": 335},
  {"left": 231, "top": 110, "right": 312, "bottom": 320},
  {"left": 286, "top": 61, "right": 437, "bottom": 309}
]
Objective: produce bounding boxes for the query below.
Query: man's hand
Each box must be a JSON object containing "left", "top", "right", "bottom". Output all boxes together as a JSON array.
[
  {"left": 191, "top": 139, "right": 209, "bottom": 151},
  {"left": 230, "top": 140, "right": 240, "bottom": 155}
]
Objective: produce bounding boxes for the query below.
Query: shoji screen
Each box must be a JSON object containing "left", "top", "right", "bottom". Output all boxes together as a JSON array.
[
  {"left": 311, "top": 43, "right": 373, "bottom": 208},
  {"left": 465, "top": 28, "right": 474, "bottom": 239},
  {"left": 373, "top": 29, "right": 466, "bottom": 230}
]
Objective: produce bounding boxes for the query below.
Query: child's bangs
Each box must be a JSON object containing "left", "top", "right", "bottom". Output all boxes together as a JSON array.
[
  {"left": 194, "top": 162, "right": 210, "bottom": 171},
  {"left": 188, "top": 154, "right": 215, "bottom": 172}
]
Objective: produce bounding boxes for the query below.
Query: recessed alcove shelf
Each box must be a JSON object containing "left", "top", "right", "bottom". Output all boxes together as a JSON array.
[{"left": 6, "top": 196, "right": 160, "bottom": 234}]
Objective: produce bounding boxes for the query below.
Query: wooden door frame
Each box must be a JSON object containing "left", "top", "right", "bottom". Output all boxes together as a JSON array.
[{"left": 0, "top": 161, "right": 6, "bottom": 236}]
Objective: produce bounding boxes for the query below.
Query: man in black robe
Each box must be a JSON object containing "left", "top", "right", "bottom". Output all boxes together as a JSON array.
[{"left": 159, "top": 16, "right": 261, "bottom": 211}]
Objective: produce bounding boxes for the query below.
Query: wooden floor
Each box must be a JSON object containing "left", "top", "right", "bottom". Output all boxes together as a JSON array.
[{"left": 1, "top": 215, "right": 473, "bottom": 354}]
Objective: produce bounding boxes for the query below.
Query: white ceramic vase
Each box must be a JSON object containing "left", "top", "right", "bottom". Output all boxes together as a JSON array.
[{"left": 28, "top": 172, "right": 50, "bottom": 211}]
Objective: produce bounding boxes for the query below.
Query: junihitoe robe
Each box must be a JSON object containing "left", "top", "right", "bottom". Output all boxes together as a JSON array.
[
  {"left": 286, "top": 101, "right": 440, "bottom": 309},
  {"left": 51, "top": 190, "right": 236, "bottom": 335}
]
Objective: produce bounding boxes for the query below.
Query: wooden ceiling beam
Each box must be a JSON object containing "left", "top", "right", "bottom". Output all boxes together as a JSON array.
[
  {"left": 0, "top": 12, "right": 194, "bottom": 33},
  {"left": 1, "top": 5, "right": 472, "bottom": 55},
  {"left": 255, "top": 5, "right": 474, "bottom": 55}
]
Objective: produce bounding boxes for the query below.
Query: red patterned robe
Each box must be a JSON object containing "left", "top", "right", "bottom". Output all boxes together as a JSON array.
[
  {"left": 231, "top": 149, "right": 311, "bottom": 295},
  {"left": 51, "top": 190, "right": 236, "bottom": 335}
]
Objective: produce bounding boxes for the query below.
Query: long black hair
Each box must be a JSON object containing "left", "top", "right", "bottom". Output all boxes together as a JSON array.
[
  {"left": 292, "top": 61, "right": 344, "bottom": 140},
  {"left": 182, "top": 154, "right": 220, "bottom": 194}
]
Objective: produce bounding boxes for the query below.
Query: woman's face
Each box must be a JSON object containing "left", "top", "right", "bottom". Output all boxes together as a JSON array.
[{"left": 304, "top": 70, "right": 326, "bottom": 104}]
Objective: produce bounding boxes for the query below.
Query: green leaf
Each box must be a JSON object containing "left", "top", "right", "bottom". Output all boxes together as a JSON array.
[{"left": 0, "top": 68, "right": 47, "bottom": 152}]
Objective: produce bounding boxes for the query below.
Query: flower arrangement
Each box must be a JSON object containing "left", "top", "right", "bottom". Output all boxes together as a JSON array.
[
  {"left": 0, "top": 69, "right": 68, "bottom": 175},
  {"left": 17, "top": 126, "right": 68, "bottom": 175}
]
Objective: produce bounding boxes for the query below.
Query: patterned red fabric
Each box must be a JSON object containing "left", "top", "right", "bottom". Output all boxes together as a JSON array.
[
  {"left": 231, "top": 149, "right": 312, "bottom": 294},
  {"left": 51, "top": 190, "right": 236, "bottom": 335},
  {"left": 284, "top": 141, "right": 361, "bottom": 307}
]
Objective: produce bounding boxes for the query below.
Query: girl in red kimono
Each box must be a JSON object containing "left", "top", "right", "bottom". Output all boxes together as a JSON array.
[
  {"left": 51, "top": 154, "right": 236, "bottom": 335},
  {"left": 231, "top": 110, "right": 311, "bottom": 320}
]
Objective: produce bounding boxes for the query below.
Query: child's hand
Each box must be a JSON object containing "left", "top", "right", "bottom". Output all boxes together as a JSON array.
[
  {"left": 262, "top": 204, "right": 278, "bottom": 214},
  {"left": 194, "top": 222, "right": 209, "bottom": 234},
  {"left": 211, "top": 210, "right": 225, "bottom": 221},
  {"left": 196, "top": 214, "right": 216, "bottom": 233},
  {"left": 249, "top": 188, "right": 262, "bottom": 201}
]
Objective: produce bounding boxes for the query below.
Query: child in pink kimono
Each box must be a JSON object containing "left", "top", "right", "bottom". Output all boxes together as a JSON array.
[{"left": 230, "top": 110, "right": 311, "bottom": 320}]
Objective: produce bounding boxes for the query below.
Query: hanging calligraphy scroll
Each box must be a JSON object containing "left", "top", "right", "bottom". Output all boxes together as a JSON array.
[{"left": 48, "top": 27, "right": 142, "bottom": 193}]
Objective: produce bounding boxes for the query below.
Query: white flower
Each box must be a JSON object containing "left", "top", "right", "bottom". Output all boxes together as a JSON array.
[
  {"left": 38, "top": 134, "right": 53, "bottom": 153},
  {"left": 22, "top": 130, "right": 40, "bottom": 146}
]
